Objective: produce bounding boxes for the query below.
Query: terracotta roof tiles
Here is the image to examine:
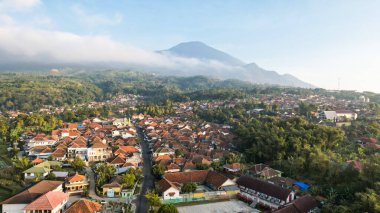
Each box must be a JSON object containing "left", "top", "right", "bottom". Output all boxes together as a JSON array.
[{"left": 64, "top": 199, "right": 102, "bottom": 213}]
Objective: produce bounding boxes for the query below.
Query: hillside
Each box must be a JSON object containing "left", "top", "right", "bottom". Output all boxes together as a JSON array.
[{"left": 0, "top": 74, "right": 102, "bottom": 111}]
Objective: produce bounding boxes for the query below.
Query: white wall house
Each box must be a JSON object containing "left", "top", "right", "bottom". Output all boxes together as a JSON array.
[
  {"left": 1, "top": 181, "right": 63, "bottom": 213},
  {"left": 162, "top": 187, "right": 181, "bottom": 200}
]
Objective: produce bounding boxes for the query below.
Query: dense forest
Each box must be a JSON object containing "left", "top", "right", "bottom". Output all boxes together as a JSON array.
[
  {"left": 233, "top": 117, "right": 380, "bottom": 212},
  {"left": 194, "top": 104, "right": 380, "bottom": 212},
  {"left": 0, "top": 74, "right": 102, "bottom": 111}
]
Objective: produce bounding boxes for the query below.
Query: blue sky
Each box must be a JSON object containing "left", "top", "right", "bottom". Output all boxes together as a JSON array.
[{"left": 1, "top": 0, "right": 380, "bottom": 92}]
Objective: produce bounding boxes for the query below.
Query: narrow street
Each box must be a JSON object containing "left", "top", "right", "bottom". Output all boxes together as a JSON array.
[
  {"left": 86, "top": 167, "right": 103, "bottom": 200},
  {"left": 135, "top": 127, "right": 155, "bottom": 213}
]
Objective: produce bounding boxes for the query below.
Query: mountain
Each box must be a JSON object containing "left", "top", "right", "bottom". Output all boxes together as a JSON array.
[
  {"left": 0, "top": 40, "right": 315, "bottom": 88},
  {"left": 160, "top": 41, "right": 245, "bottom": 66},
  {"left": 159, "top": 41, "right": 315, "bottom": 88}
]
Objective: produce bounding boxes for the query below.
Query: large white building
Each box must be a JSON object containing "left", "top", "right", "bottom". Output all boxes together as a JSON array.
[
  {"left": 1, "top": 180, "right": 63, "bottom": 213},
  {"left": 319, "top": 110, "right": 357, "bottom": 122},
  {"left": 236, "top": 176, "right": 295, "bottom": 210}
]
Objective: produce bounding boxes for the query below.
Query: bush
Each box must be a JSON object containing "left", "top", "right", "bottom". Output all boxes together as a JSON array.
[
  {"left": 181, "top": 182, "right": 197, "bottom": 193},
  {"left": 157, "top": 204, "right": 178, "bottom": 213}
]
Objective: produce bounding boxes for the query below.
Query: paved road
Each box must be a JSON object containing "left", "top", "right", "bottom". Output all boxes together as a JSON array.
[
  {"left": 86, "top": 167, "right": 103, "bottom": 200},
  {"left": 135, "top": 128, "right": 155, "bottom": 213}
]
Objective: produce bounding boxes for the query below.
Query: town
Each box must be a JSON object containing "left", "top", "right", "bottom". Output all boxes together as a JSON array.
[
  {"left": 0, "top": 87, "right": 379, "bottom": 213},
  {"left": 1, "top": 1, "right": 380, "bottom": 212}
]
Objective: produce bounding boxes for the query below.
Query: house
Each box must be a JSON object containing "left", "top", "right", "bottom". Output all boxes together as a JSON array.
[
  {"left": 22, "top": 191, "right": 68, "bottom": 213},
  {"left": 159, "top": 170, "right": 237, "bottom": 201},
  {"left": 249, "top": 164, "right": 282, "bottom": 180},
  {"left": 65, "top": 173, "right": 89, "bottom": 194},
  {"left": 52, "top": 171, "right": 69, "bottom": 180},
  {"left": 51, "top": 148, "right": 67, "bottom": 161},
  {"left": 224, "top": 163, "right": 241, "bottom": 173},
  {"left": 27, "top": 135, "right": 58, "bottom": 148},
  {"left": 268, "top": 177, "right": 296, "bottom": 189},
  {"left": 31, "top": 158, "right": 44, "bottom": 165},
  {"left": 319, "top": 111, "right": 338, "bottom": 121},
  {"left": 183, "top": 161, "right": 196, "bottom": 172},
  {"left": 249, "top": 163, "right": 269, "bottom": 175},
  {"left": 166, "top": 163, "right": 180, "bottom": 173},
  {"left": 113, "top": 118, "right": 131, "bottom": 128},
  {"left": 114, "top": 146, "right": 140, "bottom": 155},
  {"left": 319, "top": 110, "right": 357, "bottom": 122},
  {"left": 67, "top": 140, "right": 87, "bottom": 161},
  {"left": 156, "top": 178, "right": 181, "bottom": 200},
  {"left": 260, "top": 167, "right": 282, "bottom": 180},
  {"left": 64, "top": 199, "right": 102, "bottom": 213},
  {"left": 102, "top": 176, "right": 122, "bottom": 198},
  {"left": 23, "top": 161, "right": 62, "bottom": 180},
  {"left": 28, "top": 146, "right": 53, "bottom": 159},
  {"left": 1, "top": 180, "right": 63, "bottom": 213},
  {"left": 87, "top": 142, "right": 112, "bottom": 162},
  {"left": 164, "top": 170, "right": 235, "bottom": 191},
  {"left": 153, "top": 148, "right": 174, "bottom": 157},
  {"left": 236, "top": 176, "right": 295, "bottom": 210},
  {"left": 335, "top": 110, "right": 357, "bottom": 120},
  {"left": 124, "top": 153, "right": 142, "bottom": 166},
  {"left": 273, "top": 194, "right": 320, "bottom": 213}
]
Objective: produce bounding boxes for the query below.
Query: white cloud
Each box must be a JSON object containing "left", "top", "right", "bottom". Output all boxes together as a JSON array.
[
  {"left": 72, "top": 5, "right": 123, "bottom": 27},
  {"left": 0, "top": 0, "right": 40, "bottom": 11},
  {"left": 31, "top": 15, "right": 54, "bottom": 27},
  {"left": 0, "top": 14, "right": 14, "bottom": 25},
  {"left": 0, "top": 25, "right": 240, "bottom": 76}
]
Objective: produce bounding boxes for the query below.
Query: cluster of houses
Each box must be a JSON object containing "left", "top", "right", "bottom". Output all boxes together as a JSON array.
[
  {"left": 137, "top": 115, "right": 234, "bottom": 174},
  {"left": 22, "top": 118, "right": 142, "bottom": 179},
  {"left": 137, "top": 114, "right": 321, "bottom": 212},
  {"left": 0, "top": 180, "right": 102, "bottom": 213},
  {"left": 2, "top": 116, "right": 144, "bottom": 208}
]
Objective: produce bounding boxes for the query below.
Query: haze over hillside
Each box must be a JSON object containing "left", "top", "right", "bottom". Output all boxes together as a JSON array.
[{"left": 0, "top": 40, "right": 314, "bottom": 88}]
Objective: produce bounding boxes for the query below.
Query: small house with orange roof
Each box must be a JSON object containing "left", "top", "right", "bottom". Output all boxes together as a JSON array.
[
  {"left": 65, "top": 173, "right": 89, "bottom": 194},
  {"left": 223, "top": 163, "right": 241, "bottom": 173}
]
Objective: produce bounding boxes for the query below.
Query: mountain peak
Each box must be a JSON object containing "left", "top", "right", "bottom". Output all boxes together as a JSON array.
[{"left": 161, "top": 41, "right": 245, "bottom": 66}]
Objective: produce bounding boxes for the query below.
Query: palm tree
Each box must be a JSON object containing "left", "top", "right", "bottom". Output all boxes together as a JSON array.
[{"left": 12, "top": 156, "right": 31, "bottom": 171}]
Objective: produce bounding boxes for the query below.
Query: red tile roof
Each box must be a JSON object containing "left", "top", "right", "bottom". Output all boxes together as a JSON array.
[
  {"left": 0, "top": 180, "right": 63, "bottom": 204},
  {"left": 91, "top": 141, "right": 108, "bottom": 149},
  {"left": 224, "top": 163, "right": 241, "bottom": 170},
  {"left": 156, "top": 178, "right": 179, "bottom": 194},
  {"left": 64, "top": 199, "right": 102, "bottom": 213},
  {"left": 68, "top": 174, "right": 86, "bottom": 183},
  {"left": 32, "top": 158, "right": 44, "bottom": 164},
  {"left": 155, "top": 154, "right": 172, "bottom": 162},
  {"left": 115, "top": 146, "right": 139, "bottom": 154},
  {"left": 23, "top": 191, "right": 68, "bottom": 210}
]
